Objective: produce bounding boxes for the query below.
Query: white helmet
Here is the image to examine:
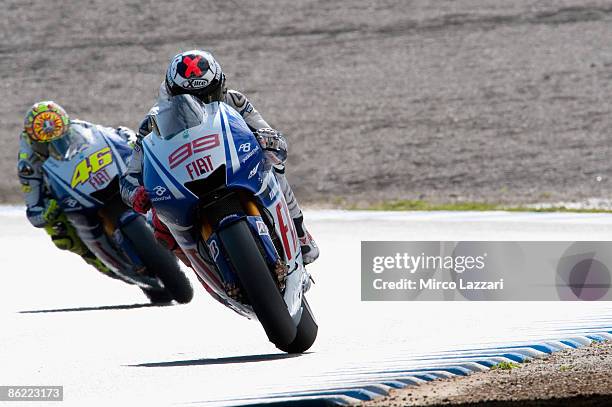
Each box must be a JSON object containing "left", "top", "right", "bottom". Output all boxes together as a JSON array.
[{"left": 165, "top": 50, "right": 226, "bottom": 103}]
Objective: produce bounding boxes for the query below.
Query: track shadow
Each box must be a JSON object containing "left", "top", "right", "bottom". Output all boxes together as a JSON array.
[
  {"left": 19, "top": 303, "right": 170, "bottom": 314},
  {"left": 131, "top": 352, "right": 305, "bottom": 367}
]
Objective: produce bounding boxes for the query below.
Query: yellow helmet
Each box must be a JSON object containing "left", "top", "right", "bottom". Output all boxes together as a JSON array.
[{"left": 23, "top": 101, "right": 70, "bottom": 143}]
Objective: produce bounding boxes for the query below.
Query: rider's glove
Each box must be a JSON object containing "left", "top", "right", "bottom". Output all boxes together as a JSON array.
[
  {"left": 116, "top": 126, "right": 137, "bottom": 145},
  {"left": 255, "top": 128, "right": 287, "bottom": 166},
  {"left": 42, "top": 199, "right": 61, "bottom": 223},
  {"left": 138, "top": 116, "right": 153, "bottom": 138},
  {"left": 131, "top": 186, "right": 151, "bottom": 214}
]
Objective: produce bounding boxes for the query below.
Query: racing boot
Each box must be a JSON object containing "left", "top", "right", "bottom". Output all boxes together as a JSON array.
[
  {"left": 293, "top": 214, "right": 319, "bottom": 265},
  {"left": 151, "top": 209, "right": 192, "bottom": 268}
]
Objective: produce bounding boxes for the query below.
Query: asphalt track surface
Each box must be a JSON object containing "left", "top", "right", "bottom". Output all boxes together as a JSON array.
[{"left": 1, "top": 207, "right": 612, "bottom": 406}]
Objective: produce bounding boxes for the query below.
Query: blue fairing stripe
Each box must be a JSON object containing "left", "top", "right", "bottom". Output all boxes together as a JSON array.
[
  {"left": 219, "top": 104, "right": 243, "bottom": 174},
  {"left": 219, "top": 108, "right": 232, "bottom": 175},
  {"left": 142, "top": 141, "right": 191, "bottom": 198},
  {"left": 100, "top": 132, "right": 128, "bottom": 175}
]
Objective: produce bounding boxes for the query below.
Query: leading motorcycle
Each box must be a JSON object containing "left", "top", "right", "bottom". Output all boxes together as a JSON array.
[{"left": 141, "top": 95, "right": 317, "bottom": 352}]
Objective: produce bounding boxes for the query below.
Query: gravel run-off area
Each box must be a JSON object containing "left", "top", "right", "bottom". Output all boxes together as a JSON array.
[
  {"left": 360, "top": 341, "right": 612, "bottom": 406},
  {"left": 3, "top": 1, "right": 612, "bottom": 205}
]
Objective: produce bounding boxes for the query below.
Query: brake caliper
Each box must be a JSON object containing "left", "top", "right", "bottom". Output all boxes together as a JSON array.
[{"left": 274, "top": 260, "right": 289, "bottom": 291}]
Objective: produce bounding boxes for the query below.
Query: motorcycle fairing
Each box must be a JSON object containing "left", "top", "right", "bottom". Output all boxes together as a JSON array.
[
  {"left": 99, "top": 130, "right": 131, "bottom": 173},
  {"left": 142, "top": 102, "right": 269, "bottom": 227},
  {"left": 43, "top": 125, "right": 121, "bottom": 213}
]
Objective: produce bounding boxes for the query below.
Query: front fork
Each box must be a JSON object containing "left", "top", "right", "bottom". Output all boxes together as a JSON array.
[
  {"left": 101, "top": 210, "right": 145, "bottom": 270},
  {"left": 192, "top": 193, "right": 263, "bottom": 299},
  {"left": 198, "top": 193, "right": 287, "bottom": 295},
  {"left": 199, "top": 192, "right": 261, "bottom": 240}
]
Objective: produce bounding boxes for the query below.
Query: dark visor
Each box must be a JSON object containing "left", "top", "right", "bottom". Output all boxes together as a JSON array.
[{"left": 48, "top": 128, "right": 89, "bottom": 161}]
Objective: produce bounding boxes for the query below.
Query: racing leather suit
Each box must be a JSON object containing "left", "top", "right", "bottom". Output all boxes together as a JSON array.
[{"left": 17, "top": 120, "right": 136, "bottom": 276}]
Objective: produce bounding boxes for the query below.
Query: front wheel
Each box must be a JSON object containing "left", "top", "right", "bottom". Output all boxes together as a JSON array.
[
  {"left": 219, "top": 220, "right": 297, "bottom": 350},
  {"left": 278, "top": 298, "right": 318, "bottom": 353},
  {"left": 121, "top": 216, "right": 194, "bottom": 304},
  {"left": 141, "top": 287, "right": 174, "bottom": 304}
]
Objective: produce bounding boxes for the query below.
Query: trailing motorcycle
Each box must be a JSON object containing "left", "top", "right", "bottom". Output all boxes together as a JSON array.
[{"left": 42, "top": 123, "right": 193, "bottom": 304}]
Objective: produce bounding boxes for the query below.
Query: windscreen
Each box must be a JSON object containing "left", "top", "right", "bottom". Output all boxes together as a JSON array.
[
  {"left": 48, "top": 127, "right": 91, "bottom": 161},
  {"left": 152, "top": 94, "right": 205, "bottom": 140}
]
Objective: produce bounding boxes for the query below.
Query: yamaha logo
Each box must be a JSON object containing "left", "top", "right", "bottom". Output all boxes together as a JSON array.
[
  {"left": 64, "top": 198, "right": 78, "bottom": 208},
  {"left": 209, "top": 239, "right": 220, "bottom": 261},
  {"left": 256, "top": 220, "right": 269, "bottom": 235}
]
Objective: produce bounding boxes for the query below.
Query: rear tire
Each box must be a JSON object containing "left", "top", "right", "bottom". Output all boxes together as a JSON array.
[
  {"left": 219, "top": 220, "right": 297, "bottom": 349},
  {"left": 122, "top": 216, "right": 194, "bottom": 304}
]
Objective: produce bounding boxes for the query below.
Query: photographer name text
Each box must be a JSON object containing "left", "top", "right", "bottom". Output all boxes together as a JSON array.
[{"left": 371, "top": 252, "right": 504, "bottom": 291}]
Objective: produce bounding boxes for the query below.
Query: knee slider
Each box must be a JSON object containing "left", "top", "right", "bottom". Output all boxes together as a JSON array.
[{"left": 51, "top": 236, "right": 73, "bottom": 251}]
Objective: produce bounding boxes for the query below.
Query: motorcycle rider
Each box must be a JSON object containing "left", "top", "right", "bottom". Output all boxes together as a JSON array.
[
  {"left": 120, "top": 50, "right": 319, "bottom": 265},
  {"left": 17, "top": 100, "right": 139, "bottom": 277}
]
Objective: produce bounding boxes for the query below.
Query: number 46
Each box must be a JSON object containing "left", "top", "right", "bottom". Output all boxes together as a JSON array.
[{"left": 71, "top": 147, "right": 113, "bottom": 188}]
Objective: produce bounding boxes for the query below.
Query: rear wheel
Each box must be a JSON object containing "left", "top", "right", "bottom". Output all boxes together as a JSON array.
[
  {"left": 219, "top": 220, "right": 297, "bottom": 350},
  {"left": 122, "top": 216, "right": 194, "bottom": 304}
]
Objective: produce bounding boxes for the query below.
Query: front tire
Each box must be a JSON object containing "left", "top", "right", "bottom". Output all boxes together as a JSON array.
[
  {"left": 279, "top": 297, "right": 318, "bottom": 353},
  {"left": 219, "top": 220, "right": 297, "bottom": 349},
  {"left": 141, "top": 287, "right": 174, "bottom": 304},
  {"left": 122, "top": 216, "right": 194, "bottom": 304}
]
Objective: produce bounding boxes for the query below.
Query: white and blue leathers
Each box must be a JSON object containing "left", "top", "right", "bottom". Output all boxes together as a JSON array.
[{"left": 120, "top": 85, "right": 303, "bottom": 221}]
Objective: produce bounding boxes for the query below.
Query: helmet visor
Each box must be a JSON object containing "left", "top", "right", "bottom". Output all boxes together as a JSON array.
[
  {"left": 30, "top": 141, "right": 49, "bottom": 158},
  {"left": 153, "top": 94, "right": 205, "bottom": 140}
]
